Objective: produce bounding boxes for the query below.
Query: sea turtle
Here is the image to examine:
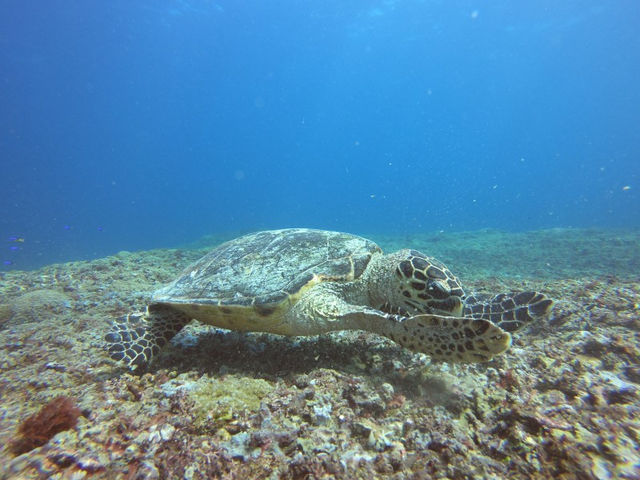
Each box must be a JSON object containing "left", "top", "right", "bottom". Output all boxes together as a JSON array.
[{"left": 105, "top": 228, "right": 553, "bottom": 370}]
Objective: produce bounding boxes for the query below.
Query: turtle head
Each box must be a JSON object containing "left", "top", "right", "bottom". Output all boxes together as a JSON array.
[{"left": 378, "top": 249, "right": 466, "bottom": 317}]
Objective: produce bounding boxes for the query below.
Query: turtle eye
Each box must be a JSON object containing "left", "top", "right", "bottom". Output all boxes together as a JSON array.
[{"left": 427, "top": 280, "right": 450, "bottom": 299}]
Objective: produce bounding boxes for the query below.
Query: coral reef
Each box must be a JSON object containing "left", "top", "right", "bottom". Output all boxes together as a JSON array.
[{"left": 0, "top": 228, "right": 638, "bottom": 478}]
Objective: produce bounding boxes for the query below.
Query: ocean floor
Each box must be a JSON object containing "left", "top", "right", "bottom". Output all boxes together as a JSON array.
[{"left": 0, "top": 228, "right": 638, "bottom": 479}]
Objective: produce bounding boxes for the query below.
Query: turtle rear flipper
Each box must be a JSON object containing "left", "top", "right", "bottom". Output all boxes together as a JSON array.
[
  {"left": 104, "top": 304, "right": 191, "bottom": 370},
  {"left": 463, "top": 291, "right": 553, "bottom": 333}
]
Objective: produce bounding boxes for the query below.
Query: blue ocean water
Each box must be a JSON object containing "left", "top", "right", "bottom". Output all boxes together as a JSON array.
[{"left": 1, "top": 0, "right": 639, "bottom": 271}]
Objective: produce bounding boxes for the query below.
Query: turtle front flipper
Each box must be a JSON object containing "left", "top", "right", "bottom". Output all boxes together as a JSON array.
[
  {"left": 463, "top": 291, "right": 553, "bottom": 333},
  {"left": 104, "top": 303, "right": 191, "bottom": 370},
  {"left": 377, "top": 314, "right": 512, "bottom": 362},
  {"left": 290, "top": 286, "right": 512, "bottom": 363}
]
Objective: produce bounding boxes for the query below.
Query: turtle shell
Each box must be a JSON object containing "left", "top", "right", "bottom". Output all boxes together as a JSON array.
[{"left": 152, "top": 228, "right": 381, "bottom": 308}]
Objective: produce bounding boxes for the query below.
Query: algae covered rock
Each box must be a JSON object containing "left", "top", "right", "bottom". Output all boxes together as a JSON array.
[
  {"left": 8, "top": 289, "right": 71, "bottom": 324},
  {"left": 0, "top": 303, "right": 11, "bottom": 326},
  {"left": 190, "top": 375, "right": 274, "bottom": 432}
]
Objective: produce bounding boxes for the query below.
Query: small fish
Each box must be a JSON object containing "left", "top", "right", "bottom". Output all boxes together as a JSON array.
[
  {"left": 3, "top": 260, "right": 12, "bottom": 265},
  {"left": 8, "top": 236, "right": 24, "bottom": 243}
]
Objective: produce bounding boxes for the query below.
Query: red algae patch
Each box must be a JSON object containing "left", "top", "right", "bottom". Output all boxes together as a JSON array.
[{"left": 9, "top": 397, "right": 82, "bottom": 455}]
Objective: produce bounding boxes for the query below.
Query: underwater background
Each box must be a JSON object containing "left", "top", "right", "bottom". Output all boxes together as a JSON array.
[
  {"left": 1, "top": 0, "right": 639, "bottom": 271},
  {"left": 2, "top": 2, "right": 640, "bottom": 478}
]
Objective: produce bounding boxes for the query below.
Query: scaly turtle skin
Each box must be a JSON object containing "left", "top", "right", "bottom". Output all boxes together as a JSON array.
[{"left": 105, "top": 228, "right": 553, "bottom": 370}]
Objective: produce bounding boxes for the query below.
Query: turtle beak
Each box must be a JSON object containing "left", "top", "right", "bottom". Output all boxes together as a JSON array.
[
  {"left": 427, "top": 285, "right": 463, "bottom": 316},
  {"left": 429, "top": 295, "right": 464, "bottom": 317},
  {"left": 449, "top": 297, "right": 464, "bottom": 316}
]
